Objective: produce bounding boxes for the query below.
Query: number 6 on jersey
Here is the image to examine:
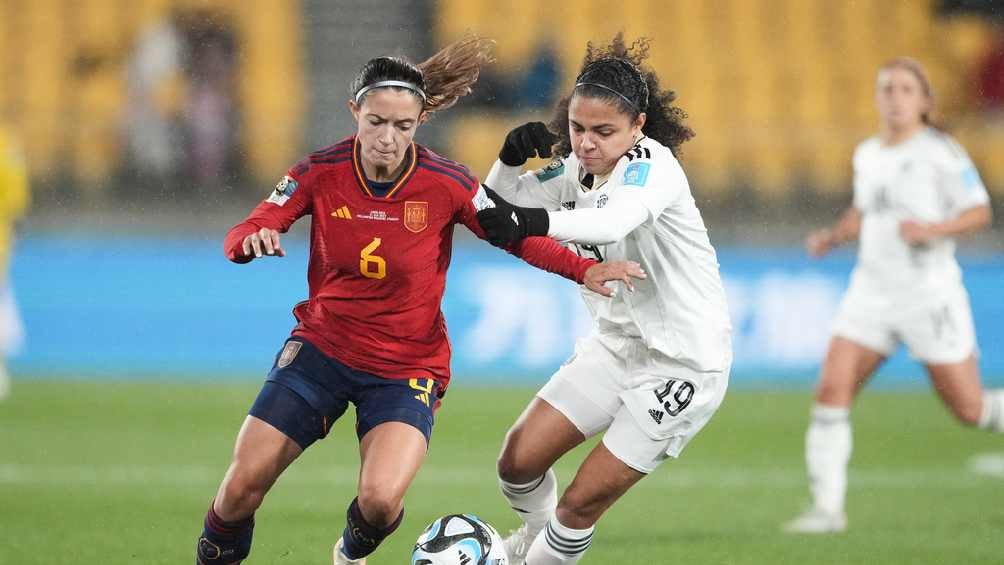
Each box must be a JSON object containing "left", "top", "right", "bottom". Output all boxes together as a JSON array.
[{"left": 360, "top": 237, "right": 386, "bottom": 279}]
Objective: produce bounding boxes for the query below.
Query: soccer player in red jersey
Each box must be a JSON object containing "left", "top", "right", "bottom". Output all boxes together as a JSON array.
[{"left": 194, "top": 36, "right": 644, "bottom": 565}]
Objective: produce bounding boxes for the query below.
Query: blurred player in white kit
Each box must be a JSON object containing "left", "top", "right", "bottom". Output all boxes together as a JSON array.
[
  {"left": 475, "top": 35, "right": 731, "bottom": 564},
  {"left": 785, "top": 58, "right": 1002, "bottom": 534},
  {"left": 0, "top": 123, "right": 28, "bottom": 400}
]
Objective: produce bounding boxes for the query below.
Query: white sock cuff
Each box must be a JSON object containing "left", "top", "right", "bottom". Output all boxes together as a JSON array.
[
  {"left": 812, "top": 403, "right": 850, "bottom": 423},
  {"left": 544, "top": 516, "right": 594, "bottom": 557},
  {"left": 979, "top": 390, "right": 1004, "bottom": 431},
  {"left": 499, "top": 468, "right": 555, "bottom": 496}
]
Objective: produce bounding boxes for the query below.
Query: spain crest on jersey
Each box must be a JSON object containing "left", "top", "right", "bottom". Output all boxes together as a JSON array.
[{"left": 404, "top": 201, "right": 429, "bottom": 233}]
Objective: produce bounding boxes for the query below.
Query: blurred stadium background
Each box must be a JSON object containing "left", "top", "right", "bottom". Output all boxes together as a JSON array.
[{"left": 2, "top": 1, "right": 1003, "bottom": 564}]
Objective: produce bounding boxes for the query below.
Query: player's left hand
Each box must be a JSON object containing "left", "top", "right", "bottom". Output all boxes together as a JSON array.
[
  {"left": 476, "top": 187, "right": 549, "bottom": 247},
  {"left": 899, "top": 220, "right": 937, "bottom": 245},
  {"left": 583, "top": 260, "right": 647, "bottom": 297}
]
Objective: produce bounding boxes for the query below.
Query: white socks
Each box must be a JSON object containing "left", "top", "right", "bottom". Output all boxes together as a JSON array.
[
  {"left": 805, "top": 403, "right": 852, "bottom": 515},
  {"left": 979, "top": 390, "right": 1004, "bottom": 433},
  {"left": 499, "top": 469, "right": 557, "bottom": 539},
  {"left": 523, "top": 515, "right": 594, "bottom": 564}
]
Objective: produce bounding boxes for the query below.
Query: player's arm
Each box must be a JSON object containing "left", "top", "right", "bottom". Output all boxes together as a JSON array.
[
  {"left": 806, "top": 207, "right": 861, "bottom": 258},
  {"left": 224, "top": 171, "right": 313, "bottom": 263},
  {"left": 900, "top": 142, "right": 992, "bottom": 245},
  {"left": 484, "top": 122, "right": 564, "bottom": 209},
  {"left": 478, "top": 150, "right": 682, "bottom": 246},
  {"left": 462, "top": 185, "right": 645, "bottom": 296}
]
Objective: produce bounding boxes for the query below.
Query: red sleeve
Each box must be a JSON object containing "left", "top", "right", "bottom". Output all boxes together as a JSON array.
[
  {"left": 455, "top": 183, "right": 597, "bottom": 284},
  {"left": 224, "top": 165, "right": 315, "bottom": 263}
]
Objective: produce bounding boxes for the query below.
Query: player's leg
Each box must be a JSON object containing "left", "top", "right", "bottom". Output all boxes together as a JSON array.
[
  {"left": 497, "top": 337, "right": 623, "bottom": 560},
  {"left": 496, "top": 397, "right": 591, "bottom": 558},
  {"left": 927, "top": 357, "right": 1004, "bottom": 432},
  {"left": 334, "top": 377, "right": 438, "bottom": 563},
  {"left": 784, "top": 335, "right": 886, "bottom": 533},
  {"left": 199, "top": 339, "right": 345, "bottom": 564},
  {"left": 905, "top": 290, "right": 1004, "bottom": 432},
  {"left": 524, "top": 359, "right": 728, "bottom": 564},
  {"left": 333, "top": 422, "right": 426, "bottom": 563},
  {"left": 523, "top": 441, "right": 642, "bottom": 564},
  {"left": 197, "top": 411, "right": 303, "bottom": 564}
]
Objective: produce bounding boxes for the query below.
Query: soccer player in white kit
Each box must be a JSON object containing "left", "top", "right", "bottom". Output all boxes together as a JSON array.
[
  {"left": 783, "top": 57, "right": 1002, "bottom": 534},
  {"left": 475, "top": 36, "right": 732, "bottom": 564}
]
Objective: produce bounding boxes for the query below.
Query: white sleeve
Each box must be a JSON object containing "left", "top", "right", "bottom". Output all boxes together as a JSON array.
[
  {"left": 546, "top": 150, "right": 685, "bottom": 245},
  {"left": 484, "top": 159, "right": 564, "bottom": 210},
  {"left": 936, "top": 141, "right": 990, "bottom": 213}
]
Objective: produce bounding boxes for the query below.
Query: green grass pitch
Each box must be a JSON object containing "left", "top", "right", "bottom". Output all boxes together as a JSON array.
[{"left": 1, "top": 380, "right": 1001, "bottom": 564}]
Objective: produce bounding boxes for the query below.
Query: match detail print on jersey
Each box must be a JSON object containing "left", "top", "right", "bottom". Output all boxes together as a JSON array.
[{"left": 359, "top": 237, "right": 387, "bottom": 279}]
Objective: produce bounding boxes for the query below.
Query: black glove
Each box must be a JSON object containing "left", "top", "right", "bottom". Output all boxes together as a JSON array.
[
  {"left": 475, "top": 186, "right": 550, "bottom": 247},
  {"left": 498, "top": 122, "right": 559, "bottom": 167}
]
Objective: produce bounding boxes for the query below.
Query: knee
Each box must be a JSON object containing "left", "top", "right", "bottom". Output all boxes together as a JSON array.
[
  {"left": 218, "top": 466, "right": 270, "bottom": 515},
  {"left": 357, "top": 485, "right": 403, "bottom": 527},
  {"left": 496, "top": 435, "right": 541, "bottom": 484},
  {"left": 950, "top": 401, "right": 983, "bottom": 427},
  {"left": 814, "top": 382, "right": 854, "bottom": 407},
  {"left": 555, "top": 491, "right": 601, "bottom": 530}
]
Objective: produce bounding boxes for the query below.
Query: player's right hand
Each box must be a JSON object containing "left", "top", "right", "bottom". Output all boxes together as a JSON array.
[
  {"left": 499, "top": 122, "right": 558, "bottom": 167},
  {"left": 805, "top": 228, "right": 834, "bottom": 258},
  {"left": 583, "top": 260, "right": 647, "bottom": 297},
  {"left": 242, "top": 227, "right": 285, "bottom": 259}
]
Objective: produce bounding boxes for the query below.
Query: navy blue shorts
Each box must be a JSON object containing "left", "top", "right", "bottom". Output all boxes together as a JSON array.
[{"left": 248, "top": 338, "right": 441, "bottom": 450}]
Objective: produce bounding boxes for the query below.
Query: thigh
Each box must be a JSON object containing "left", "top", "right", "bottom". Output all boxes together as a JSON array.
[
  {"left": 900, "top": 290, "right": 978, "bottom": 365},
  {"left": 498, "top": 397, "right": 589, "bottom": 482},
  {"left": 815, "top": 336, "right": 886, "bottom": 406},
  {"left": 357, "top": 421, "right": 428, "bottom": 512},
  {"left": 263, "top": 339, "right": 352, "bottom": 446},
  {"left": 229, "top": 414, "right": 303, "bottom": 478},
  {"left": 613, "top": 367, "right": 728, "bottom": 471},
  {"left": 927, "top": 355, "right": 983, "bottom": 423},
  {"left": 556, "top": 440, "right": 646, "bottom": 529},
  {"left": 215, "top": 414, "right": 303, "bottom": 517},
  {"left": 537, "top": 335, "right": 625, "bottom": 438},
  {"left": 832, "top": 288, "right": 898, "bottom": 360}
]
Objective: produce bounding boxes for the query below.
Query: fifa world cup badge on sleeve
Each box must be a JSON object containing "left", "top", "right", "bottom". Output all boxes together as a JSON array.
[
  {"left": 267, "top": 175, "right": 298, "bottom": 206},
  {"left": 623, "top": 162, "right": 651, "bottom": 187},
  {"left": 404, "top": 201, "right": 429, "bottom": 233},
  {"left": 277, "top": 341, "right": 302, "bottom": 368}
]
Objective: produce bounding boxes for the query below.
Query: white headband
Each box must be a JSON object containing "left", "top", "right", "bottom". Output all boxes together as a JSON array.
[
  {"left": 354, "top": 80, "right": 427, "bottom": 103},
  {"left": 575, "top": 82, "right": 640, "bottom": 111}
]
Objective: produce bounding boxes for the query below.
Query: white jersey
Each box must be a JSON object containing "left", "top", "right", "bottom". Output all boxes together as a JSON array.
[
  {"left": 486, "top": 136, "right": 732, "bottom": 372},
  {"left": 851, "top": 127, "right": 990, "bottom": 298}
]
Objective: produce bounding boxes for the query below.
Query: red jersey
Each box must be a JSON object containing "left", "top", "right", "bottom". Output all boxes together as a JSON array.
[{"left": 224, "top": 136, "right": 595, "bottom": 390}]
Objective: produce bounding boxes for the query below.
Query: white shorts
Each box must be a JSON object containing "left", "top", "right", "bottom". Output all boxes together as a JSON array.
[
  {"left": 537, "top": 332, "right": 729, "bottom": 474},
  {"left": 832, "top": 284, "right": 977, "bottom": 365}
]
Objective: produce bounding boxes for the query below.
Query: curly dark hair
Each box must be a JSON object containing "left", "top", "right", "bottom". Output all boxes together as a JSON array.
[{"left": 549, "top": 34, "right": 695, "bottom": 157}]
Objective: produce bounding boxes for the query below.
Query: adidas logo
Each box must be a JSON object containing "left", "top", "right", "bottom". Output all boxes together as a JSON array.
[
  {"left": 459, "top": 550, "right": 471, "bottom": 565},
  {"left": 648, "top": 409, "right": 664, "bottom": 424},
  {"left": 414, "top": 392, "right": 430, "bottom": 407},
  {"left": 331, "top": 206, "right": 352, "bottom": 219}
]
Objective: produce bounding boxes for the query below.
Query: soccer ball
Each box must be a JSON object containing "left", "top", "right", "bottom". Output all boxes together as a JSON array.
[{"left": 411, "top": 514, "right": 508, "bottom": 565}]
